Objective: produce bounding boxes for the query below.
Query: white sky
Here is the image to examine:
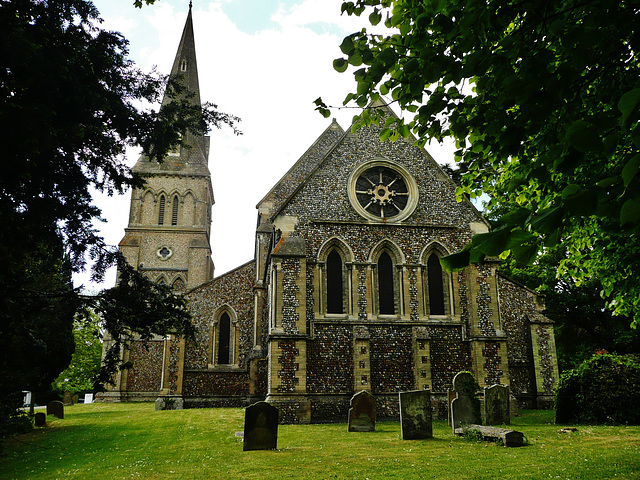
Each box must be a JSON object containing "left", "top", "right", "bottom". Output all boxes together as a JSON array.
[{"left": 76, "top": 0, "right": 456, "bottom": 291}]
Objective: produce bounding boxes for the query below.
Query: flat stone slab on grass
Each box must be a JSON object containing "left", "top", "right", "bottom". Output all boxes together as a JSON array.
[{"left": 454, "top": 424, "right": 525, "bottom": 447}]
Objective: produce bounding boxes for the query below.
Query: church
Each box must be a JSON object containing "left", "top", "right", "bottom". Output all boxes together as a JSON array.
[{"left": 99, "top": 5, "right": 560, "bottom": 423}]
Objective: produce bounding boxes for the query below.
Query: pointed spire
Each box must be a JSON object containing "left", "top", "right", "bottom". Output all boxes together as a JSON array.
[
  {"left": 134, "top": 4, "right": 210, "bottom": 172},
  {"left": 162, "top": 2, "right": 201, "bottom": 109}
]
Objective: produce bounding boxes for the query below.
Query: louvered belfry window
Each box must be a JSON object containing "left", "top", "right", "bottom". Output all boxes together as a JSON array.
[
  {"left": 171, "top": 195, "right": 179, "bottom": 225},
  {"left": 158, "top": 195, "right": 166, "bottom": 225}
]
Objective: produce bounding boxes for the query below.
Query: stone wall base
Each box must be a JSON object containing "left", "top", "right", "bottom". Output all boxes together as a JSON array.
[{"left": 94, "top": 391, "right": 158, "bottom": 403}]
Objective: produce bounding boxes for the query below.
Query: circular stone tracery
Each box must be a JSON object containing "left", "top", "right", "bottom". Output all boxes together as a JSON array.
[{"left": 348, "top": 160, "right": 418, "bottom": 222}]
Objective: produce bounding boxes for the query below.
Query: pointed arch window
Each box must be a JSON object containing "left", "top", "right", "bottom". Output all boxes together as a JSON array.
[
  {"left": 180, "top": 58, "right": 187, "bottom": 72},
  {"left": 158, "top": 195, "right": 166, "bottom": 225},
  {"left": 427, "top": 253, "right": 446, "bottom": 315},
  {"left": 171, "top": 195, "right": 179, "bottom": 226},
  {"left": 326, "top": 250, "right": 344, "bottom": 314},
  {"left": 172, "top": 277, "right": 185, "bottom": 292},
  {"left": 378, "top": 251, "right": 395, "bottom": 314},
  {"left": 217, "top": 312, "right": 231, "bottom": 365}
]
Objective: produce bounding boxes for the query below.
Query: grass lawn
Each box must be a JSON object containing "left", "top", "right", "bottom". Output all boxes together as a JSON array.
[{"left": 1, "top": 403, "right": 639, "bottom": 479}]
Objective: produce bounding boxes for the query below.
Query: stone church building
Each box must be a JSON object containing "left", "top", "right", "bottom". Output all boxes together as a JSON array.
[{"left": 101, "top": 6, "right": 559, "bottom": 422}]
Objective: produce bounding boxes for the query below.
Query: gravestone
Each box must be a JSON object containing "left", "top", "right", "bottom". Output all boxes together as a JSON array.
[
  {"left": 47, "top": 400, "right": 64, "bottom": 419},
  {"left": 399, "top": 389, "right": 433, "bottom": 440},
  {"left": 84, "top": 393, "right": 94, "bottom": 404},
  {"left": 63, "top": 391, "right": 73, "bottom": 405},
  {"left": 34, "top": 412, "right": 46, "bottom": 427},
  {"left": 348, "top": 390, "right": 376, "bottom": 432},
  {"left": 484, "top": 384, "right": 510, "bottom": 425},
  {"left": 155, "top": 395, "right": 184, "bottom": 411},
  {"left": 243, "top": 402, "right": 279, "bottom": 451},
  {"left": 450, "top": 371, "right": 481, "bottom": 430}
]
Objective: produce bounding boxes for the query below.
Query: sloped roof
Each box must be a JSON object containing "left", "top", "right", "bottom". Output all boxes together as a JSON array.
[{"left": 257, "top": 119, "right": 345, "bottom": 220}]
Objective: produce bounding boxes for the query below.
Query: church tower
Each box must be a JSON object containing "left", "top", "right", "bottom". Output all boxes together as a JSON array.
[
  {"left": 99, "top": 4, "right": 214, "bottom": 402},
  {"left": 119, "top": 3, "right": 214, "bottom": 291}
]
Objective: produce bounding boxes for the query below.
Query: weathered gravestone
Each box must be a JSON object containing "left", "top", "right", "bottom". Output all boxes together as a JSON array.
[
  {"left": 484, "top": 384, "right": 510, "bottom": 425},
  {"left": 47, "top": 400, "right": 64, "bottom": 419},
  {"left": 348, "top": 390, "right": 376, "bottom": 432},
  {"left": 84, "top": 393, "right": 94, "bottom": 404},
  {"left": 243, "top": 402, "right": 279, "bottom": 451},
  {"left": 62, "top": 391, "right": 73, "bottom": 406},
  {"left": 399, "top": 390, "right": 433, "bottom": 440},
  {"left": 34, "top": 412, "right": 46, "bottom": 427},
  {"left": 155, "top": 395, "right": 184, "bottom": 411},
  {"left": 450, "top": 371, "right": 481, "bottom": 430}
]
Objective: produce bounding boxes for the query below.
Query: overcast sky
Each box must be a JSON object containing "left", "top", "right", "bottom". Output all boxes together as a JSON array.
[{"left": 76, "top": 0, "right": 456, "bottom": 291}]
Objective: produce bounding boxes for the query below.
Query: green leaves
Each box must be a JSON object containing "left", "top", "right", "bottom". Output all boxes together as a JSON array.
[{"left": 618, "top": 88, "right": 640, "bottom": 125}]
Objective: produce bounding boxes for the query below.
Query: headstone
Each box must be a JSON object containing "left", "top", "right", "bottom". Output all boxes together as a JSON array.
[
  {"left": 84, "top": 393, "right": 94, "bottom": 404},
  {"left": 34, "top": 412, "right": 46, "bottom": 427},
  {"left": 447, "top": 389, "right": 457, "bottom": 426},
  {"left": 484, "top": 384, "right": 510, "bottom": 425},
  {"left": 63, "top": 391, "right": 73, "bottom": 405},
  {"left": 155, "top": 396, "right": 184, "bottom": 411},
  {"left": 399, "top": 390, "right": 432, "bottom": 440},
  {"left": 243, "top": 402, "right": 279, "bottom": 451},
  {"left": 450, "top": 371, "right": 481, "bottom": 430},
  {"left": 72, "top": 394, "right": 79, "bottom": 405},
  {"left": 46, "top": 400, "right": 64, "bottom": 419},
  {"left": 509, "top": 394, "right": 519, "bottom": 418},
  {"left": 348, "top": 390, "right": 376, "bottom": 432}
]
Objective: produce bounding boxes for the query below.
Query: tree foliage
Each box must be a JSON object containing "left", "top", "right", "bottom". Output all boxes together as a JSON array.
[
  {"left": 52, "top": 315, "right": 103, "bottom": 395},
  {"left": 500, "top": 247, "right": 640, "bottom": 372},
  {"left": 555, "top": 353, "right": 640, "bottom": 424},
  {"left": 319, "top": 0, "right": 640, "bottom": 326},
  {"left": 0, "top": 0, "right": 237, "bottom": 438}
]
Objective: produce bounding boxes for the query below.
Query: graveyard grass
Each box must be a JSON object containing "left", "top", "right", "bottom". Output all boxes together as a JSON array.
[{"left": 1, "top": 404, "right": 640, "bottom": 479}]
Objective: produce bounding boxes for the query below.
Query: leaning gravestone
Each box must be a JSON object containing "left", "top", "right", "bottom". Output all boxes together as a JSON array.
[
  {"left": 450, "top": 371, "right": 481, "bottom": 430},
  {"left": 484, "top": 384, "right": 510, "bottom": 425},
  {"left": 399, "top": 390, "right": 433, "bottom": 440},
  {"left": 34, "top": 412, "right": 46, "bottom": 427},
  {"left": 243, "top": 402, "right": 279, "bottom": 451},
  {"left": 348, "top": 390, "right": 376, "bottom": 432},
  {"left": 47, "top": 400, "right": 64, "bottom": 419}
]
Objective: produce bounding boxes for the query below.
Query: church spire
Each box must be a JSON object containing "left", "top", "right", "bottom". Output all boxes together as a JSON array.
[
  {"left": 163, "top": 2, "right": 201, "bottom": 109},
  {"left": 134, "top": 2, "right": 210, "bottom": 171}
]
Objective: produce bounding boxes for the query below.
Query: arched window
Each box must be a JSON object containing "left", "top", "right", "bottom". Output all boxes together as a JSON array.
[
  {"left": 158, "top": 195, "right": 166, "bottom": 225},
  {"left": 171, "top": 195, "right": 179, "bottom": 226},
  {"left": 326, "top": 250, "right": 343, "bottom": 314},
  {"left": 217, "top": 312, "right": 231, "bottom": 365},
  {"left": 427, "top": 254, "right": 446, "bottom": 315},
  {"left": 378, "top": 251, "right": 395, "bottom": 314},
  {"left": 172, "top": 277, "right": 185, "bottom": 292}
]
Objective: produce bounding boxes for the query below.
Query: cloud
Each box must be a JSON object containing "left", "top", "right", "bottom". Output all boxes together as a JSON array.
[{"left": 76, "top": 0, "right": 455, "bottom": 290}]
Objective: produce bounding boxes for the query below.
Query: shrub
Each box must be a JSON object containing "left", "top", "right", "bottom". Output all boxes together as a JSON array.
[{"left": 555, "top": 353, "right": 640, "bottom": 424}]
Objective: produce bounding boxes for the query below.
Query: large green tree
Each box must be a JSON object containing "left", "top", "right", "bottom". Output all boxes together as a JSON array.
[
  {"left": 318, "top": 0, "right": 640, "bottom": 326},
  {"left": 0, "top": 0, "right": 238, "bottom": 439}
]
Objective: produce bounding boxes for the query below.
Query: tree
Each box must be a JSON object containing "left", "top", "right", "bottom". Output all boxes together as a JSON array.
[
  {"left": 0, "top": 0, "right": 238, "bottom": 440},
  {"left": 500, "top": 246, "right": 640, "bottom": 372},
  {"left": 52, "top": 315, "right": 103, "bottom": 396},
  {"left": 318, "top": 0, "right": 640, "bottom": 326}
]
